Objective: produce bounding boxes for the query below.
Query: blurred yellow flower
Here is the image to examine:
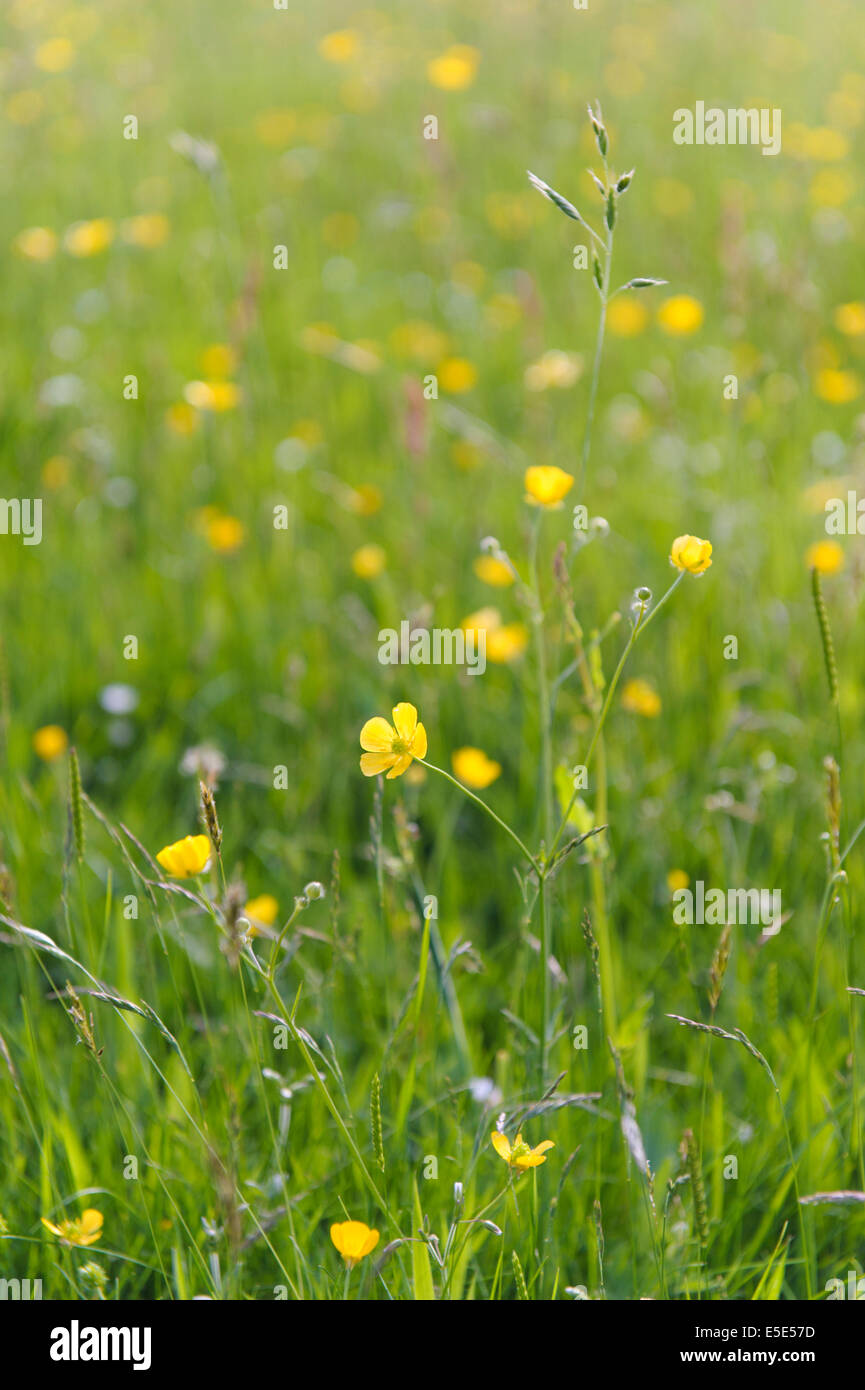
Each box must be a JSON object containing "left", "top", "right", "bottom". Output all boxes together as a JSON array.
[
  {"left": 473, "top": 555, "right": 514, "bottom": 587},
  {"left": 806, "top": 540, "right": 844, "bottom": 574},
  {"left": 524, "top": 350, "right": 583, "bottom": 391},
  {"left": 484, "top": 292, "right": 522, "bottom": 330},
  {"left": 6, "top": 90, "right": 43, "bottom": 125},
  {"left": 607, "top": 296, "right": 648, "bottom": 337},
  {"left": 670, "top": 534, "right": 712, "bottom": 575},
  {"left": 389, "top": 321, "right": 449, "bottom": 362},
  {"left": 657, "top": 295, "right": 704, "bottom": 336},
  {"left": 804, "top": 127, "right": 849, "bottom": 161},
  {"left": 461, "top": 608, "right": 528, "bottom": 663},
  {"left": 289, "top": 419, "right": 323, "bottom": 445},
  {"left": 351, "top": 543, "right": 386, "bottom": 578},
  {"left": 199, "top": 344, "right": 237, "bottom": 378},
  {"left": 14, "top": 226, "right": 57, "bottom": 261},
  {"left": 120, "top": 214, "right": 170, "bottom": 248},
  {"left": 156, "top": 835, "right": 211, "bottom": 878},
  {"left": 667, "top": 869, "right": 690, "bottom": 893},
  {"left": 318, "top": 30, "right": 359, "bottom": 63},
  {"left": 810, "top": 170, "right": 854, "bottom": 206},
  {"left": 360, "top": 703, "right": 427, "bottom": 780},
  {"left": 451, "top": 441, "right": 484, "bottom": 471},
  {"left": 524, "top": 465, "right": 574, "bottom": 508},
  {"left": 183, "top": 380, "right": 242, "bottom": 412},
  {"left": 165, "top": 402, "right": 200, "bottom": 436},
  {"left": 41, "top": 1209, "right": 102, "bottom": 1247},
  {"left": 205, "top": 513, "right": 245, "bottom": 554},
  {"left": 64, "top": 219, "right": 114, "bottom": 258},
  {"left": 488, "top": 624, "right": 529, "bottom": 663},
  {"left": 815, "top": 368, "right": 861, "bottom": 404},
  {"left": 452, "top": 746, "right": 502, "bottom": 789},
  {"left": 427, "top": 45, "right": 480, "bottom": 91},
  {"left": 801, "top": 476, "right": 852, "bottom": 513},
  {"left": 254, "top": 108, "right": 296, "bottom": 146},
  {"left": 491, "top": 1131, "right": 554, "bottom": 1171},
  {"left": 35, "top": 38, "right": 75, "bottom": 73},
  {"left": 244, "top": 895, "right": 279, "bottom": 936},
  {"left": 42, "top": 455, "right": 71, "bottom": 489},
  {"left": 330, "top": 1220, "right": 379, "bottom": 1267},
  {"left": 835, "top": 303, "right": 865, "bottom": 336},
  {"left": 621, "top": 678, "right": 661, "bottom": 718},
  {"left": 438, "top": 357, "right": 478, "bottom": 393},
  {"left": 33, "top": 725, "right": 68, "bottom": 761},
  {"left": 347, "top": 484, "right": 382, "bottom": 517}
]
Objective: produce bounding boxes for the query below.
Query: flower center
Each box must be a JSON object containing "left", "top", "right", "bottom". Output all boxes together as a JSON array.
[{"left": 392, "top": 738, "right": 409, "bottom": 755}]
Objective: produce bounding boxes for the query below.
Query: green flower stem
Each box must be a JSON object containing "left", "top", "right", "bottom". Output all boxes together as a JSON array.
[
  {"left": 549, "top": 571, "right": 685, "bottom": 860},
  {"left": 579, "top": 161, "right": 614, "bottom": 498},
  {"left": 267, "top": 898, "right": 306, "bottom": 976},
  {"left": 258, "top": 969, "right": 395, "bottom": 1227},
  {"left": 418, "top": 760, "right": 541, "bottom": 878}
]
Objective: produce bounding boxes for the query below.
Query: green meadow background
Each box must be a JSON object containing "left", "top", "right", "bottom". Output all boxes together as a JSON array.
[{"left": 1, "top": 0, "right": 864, "bottom": 1299}]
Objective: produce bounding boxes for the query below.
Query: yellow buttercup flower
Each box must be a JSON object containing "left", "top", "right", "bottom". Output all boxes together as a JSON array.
[
  {"left": 491, "top": 1131, "right": 554, "bottom": 1171},
  {"left": 815, "top": 368, "right": 861, "bottom": 404},
  {"left": 834, "top": 302, "right": 865, "bottom": 337},
  {"left": 254, "top": 108, "right": 297, "bottom": 146},
  {"left": 347, "top": 484, "right": 382, "bottom": 517},
  {"left": 524, "top": 465, "right": 574, "bottom": 508},
  {"left": 461, "top": 608, "right": 528, "bottom": 663},
  {"left": 351, "top": 543, "right": 386, "bottom": 578},
  {"left": 41, "top": 1209, "right": 103, "bottom": 1247},
  {"left": 524, "top": 350, "right": 583, "bottom": 391},
  {"left": 318, "top": 30, "right": 359, "bottom": 64},
  {"left": 473, "top": 555, "right": 514, "bottom": 587},
  {"left": 14, "top": 226, "right": 58, "bottom": 262},
  {"left": 670, "top": 534, "right": 712, "bottom": 575},
  {"left": 607, "top": 296, "right": 648, "bottom": 337},
  {"left": 120, "top": 214, "right": 170, "bottom": 248},
  {"left": 200, "top": 344, "right": 237, "bottom": 378},
  {"left": 427, "top": 45, "right": 480, "bottom": 92},
  {"left": 806, "top": 540, "right": 844, "bottom": 575},
  {"left": 244, "top": 895, "right": 279, "bottom": 937},
  {"left": 330, "top": 1220, "right": 379, "bottom": 1267},
  {"left": 621, "top": 678, "right": 661, "bottom": 718},
  {"left": 184, "top": 380, "right": 242, "bottom": 412},
  {"left": 438, "top": 357, "right": 478, "bottom": 393},
  {"left": 35, "top": 38, "right": 76, "bottom": 73},
  {"left": 810, "top": 170, "right": 854, "bottom": 207},
  {"left": 667, "top": 869, "right": 690, "bottom": 893},
  {"left": 7, "top": 90, "right": 44, "bottom": 126},
  {"left": 360, "top": 703, "right": 427, "bottom": 780},
  {"left": 452, "top": 746, "right": 502, "bottom": 790},
  {"left": 165, "top": 402, "right": 200, "bottom": 436},
  {"left": 64, "top": 219, "right": 114, "bottom": 258},
  {"left": 156, "top": 835, "right": 211, "bottom": 878},
  {"left": 205, "top": 513, "right": 245, "bottom": 554},
  {"left": 487, "top": 624, "right": 529, "bottom": 662},
  {"left": 657, "top": 294, "right": 704, "bottom": 336},
  {"left": 33, "top": 725, "right": 69, "bottom": 761}
]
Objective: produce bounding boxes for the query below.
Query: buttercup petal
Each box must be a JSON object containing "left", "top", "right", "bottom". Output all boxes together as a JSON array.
[
  {"left": 391, "top": 703, "right": 418, "bottom": 742},
  {"left": 359, "top": 1227, "right": 380, "bottom": 1257},
  {"left": 360, "top": 716, "right": 395, "bottom": 752},
  {"left": 385, "top": 753, "right": 412, "bottom": 779},
  {"left": 360, "top": 751, "right": 397, "bottom": 777},
  {"left": 80, "top": 1209, "right": 103, "bottom": 1236},
  {"left": 412, "top": 721, "right": 428, "bottom": 759},
  {"left": 491, "top": 1131, "right": 512, "bottom": 1161}
]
